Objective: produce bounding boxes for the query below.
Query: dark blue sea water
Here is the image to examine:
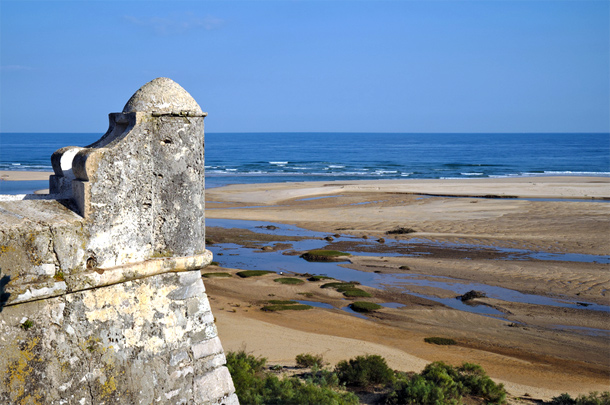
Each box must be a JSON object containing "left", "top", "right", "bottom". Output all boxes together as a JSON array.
[{"left": 1, "top": 132, "right": 608, "bottom": 193}]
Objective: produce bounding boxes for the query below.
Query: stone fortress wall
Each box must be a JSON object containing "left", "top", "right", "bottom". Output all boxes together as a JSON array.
[{"left": 0, "top": 78, "right": 238, "bottom": 404}]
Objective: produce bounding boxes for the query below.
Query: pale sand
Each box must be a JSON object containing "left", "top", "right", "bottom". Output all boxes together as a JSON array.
[
  {"left": 205, "top": 177, "right": 610, "bottom": 401},
  {"left": 0, "top": 170, "right": 53, "bottom": 181}
]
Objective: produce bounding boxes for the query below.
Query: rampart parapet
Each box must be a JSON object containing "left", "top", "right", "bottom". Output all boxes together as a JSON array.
[{"left": 0, "top": 78, "right": 237, "bottom": 404}]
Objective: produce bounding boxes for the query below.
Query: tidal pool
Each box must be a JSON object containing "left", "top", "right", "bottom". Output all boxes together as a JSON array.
[{"left": 206, "top": 218, "right": 610, "bottom": 319}]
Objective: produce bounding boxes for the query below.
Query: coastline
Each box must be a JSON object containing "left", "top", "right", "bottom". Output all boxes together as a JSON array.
[
  {"left": 203, "top": 177, "right": 609, "bottom": 401},
  {"left": 2, "top": 171, "right": 609, "bottom": 399}
]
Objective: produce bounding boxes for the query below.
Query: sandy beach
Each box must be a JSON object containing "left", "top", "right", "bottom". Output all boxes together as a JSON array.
[
  {"left": 0, "top": 170, "right": 53, "bottom": 181},
  {"left": 204, "top": 177, "right": 609, "bottom": 402}
]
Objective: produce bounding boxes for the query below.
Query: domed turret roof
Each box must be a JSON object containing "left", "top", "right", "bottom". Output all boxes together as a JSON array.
[{"left": 122, "top": 77, "right": 203, "bottom": 114}]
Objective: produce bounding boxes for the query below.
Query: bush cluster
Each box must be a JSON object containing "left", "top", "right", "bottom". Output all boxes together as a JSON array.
[
  {"left": 335, "top": 355, "right": 395, "bottom": 388},
  {"left": 549, "top": 391, "right": 610, "bottom": 405},
  {"left": 227, "top": 351, "right": 609, "bottom": 405},
  {"left": 386, "top": 362, "right": 506, "bottom": 405},
  {"left": 296, "top": 353, "right": 326, "bottom": 369},
  {"left": 226, "top": 350, "right": 358, "bottom": 405}
]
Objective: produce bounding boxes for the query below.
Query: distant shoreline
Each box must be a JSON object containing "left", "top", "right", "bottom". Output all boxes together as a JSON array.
[
  {"left": 2, "top": 170, "right": 609, "bottom": 200},
  {"left": 0, "top": 170, "right": 53, "bottom": 181}
]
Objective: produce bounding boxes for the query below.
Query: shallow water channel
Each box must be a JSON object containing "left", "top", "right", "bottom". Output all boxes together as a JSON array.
[{"left": 206, "top": 218, "right": 610, "bottom": 322}]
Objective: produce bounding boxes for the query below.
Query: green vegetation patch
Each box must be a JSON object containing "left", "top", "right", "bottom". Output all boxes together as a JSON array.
[
  {"left": 320, "top": 282, "right": 372, "bottom": 298},
  {"left": 424, "top": 337, "right": 457, "bottom": 346},
  {"left": 301, "top": 250, "right": 351, "bottom": 262},
  {"left": 550, "top": 391, "right": 610, "bottom": 405},
  {"left": 386, "top": 361, "right": 507, "bottom": 405},
  {"left": 227, "top": 350, "right": 510, "bottom": 405},
  {"left": 295, "top": 353, "right": 326, "bottom": 369},
  {"left": 349, "top": 302, "right": 382, "bottom": 313},
  {"left": 227, "top": 350, "right": 359, "bottom": 405},
  {"left": 20, "top": 319, "right": 34, "bottom": 331},
  {"left": 341, "top": 288, "right": 372, "bottom": 298},
  {"left": 274, "top": 277, "right": 305, "bottom": 285},
  {"left": 308, "top": 275, "right": 334, "bottom": 282},
  {"left": 202, "top": 272, "right": 232, "bottom": 278},
  {"left": 335, "top": 354, "right": 395, "bottom": 388},
  {"left": 268, "top": 300, "right": 299, "bottom": 305},
  {"left": 236, "top": 270, "right": 275, "bottom": 278},
  {"left": 321, "top": 282, "right": 355, "bottom": 289},
  {"left": 262, "top": 300, "right": 313, "bottom": 311},
  {"left": 386, "top": 227, "right": 417, "bottom": 235}
]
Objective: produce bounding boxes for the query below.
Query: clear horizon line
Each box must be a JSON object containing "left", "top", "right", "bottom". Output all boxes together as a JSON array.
[{"left": 1, "top": 131, "right": 609, "bottom": 135}]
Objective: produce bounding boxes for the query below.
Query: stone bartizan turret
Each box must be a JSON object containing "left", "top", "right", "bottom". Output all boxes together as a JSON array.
[{"left": 0, "top": 78, "right": 238, "bottom": 404}]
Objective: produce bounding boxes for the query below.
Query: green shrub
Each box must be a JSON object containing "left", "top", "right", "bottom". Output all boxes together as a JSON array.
[
  {"left": 236, "top": 270, "right": 274, "bottom": 278},
  {"left": 349, "top": 302, "right": 382, "bottom": 313},
  {"left": 424, "top": 337, "right": 457, "bottom": 346},
  {"left": 202, "top": 272, "right": 232, "bottom": 278},
  {"left": 550, "top": 391, "right": 610, "bottom": 405},
  {"left": 226, "top": 350, "right": 358, "bottom": 405},
  {"left": 308, "top": 275, "right": 334, "bottom": 281},
  {"left": 274, "top": 277, "right": 305, "bottom": 285},
  {"left": 386, "top": 361, "right": 506, "bottom": 405},
  {"left": 296, "top": 353, "right": 326, "bottom": 368},
  {"left": 335, "top": 354, "right": 395, "bottom": 388},
  {"left": 301, "top": 250, "right": 351, "bottom": 262}
]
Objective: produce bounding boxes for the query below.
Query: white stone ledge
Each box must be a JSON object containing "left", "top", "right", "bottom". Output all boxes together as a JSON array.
[{"left": 5, "top": 250, "right": 213, "bottom": 306}]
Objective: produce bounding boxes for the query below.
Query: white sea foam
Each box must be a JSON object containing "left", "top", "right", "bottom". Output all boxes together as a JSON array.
[{"left": 461, "top": 172, "right": 484, "bottom": 176}]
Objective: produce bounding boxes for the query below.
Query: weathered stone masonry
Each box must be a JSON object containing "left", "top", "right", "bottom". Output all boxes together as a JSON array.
[{"left": 0, "top": 78, "right": 238, "bottom": 404}]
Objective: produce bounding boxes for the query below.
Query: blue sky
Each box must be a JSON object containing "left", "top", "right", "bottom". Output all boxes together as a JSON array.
[{"left": 1, "top": 0, "right": 608, "bottom": 133}]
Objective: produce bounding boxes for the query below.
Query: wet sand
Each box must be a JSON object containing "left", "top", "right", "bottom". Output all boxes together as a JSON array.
[{"left": 204, "top": 177, "right": 610, "bottom": 401}]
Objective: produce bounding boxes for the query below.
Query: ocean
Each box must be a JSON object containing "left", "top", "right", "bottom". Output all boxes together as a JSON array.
[{"left": 1, "top": 132, "right": 608, "bottom": 194}]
